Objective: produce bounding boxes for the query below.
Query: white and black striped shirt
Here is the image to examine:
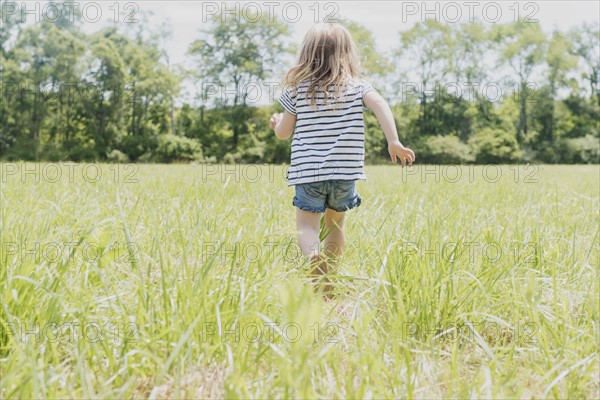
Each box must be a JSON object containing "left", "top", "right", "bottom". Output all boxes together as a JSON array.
[{"left": 279, "top": 79, "right": 375, "bottom": 186}]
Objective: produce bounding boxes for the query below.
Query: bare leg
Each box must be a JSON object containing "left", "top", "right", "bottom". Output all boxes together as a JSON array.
[
  {"left": 322, "top": 208, "right": 346, "bottom": 261},
  {"left": 319, "top": 208, "right": 346, "bottom": 297},
  {"left": 295, "top": 207, "right": 333, "bottom": 295},
  {"left": 295, "top": 208, "right": 322, "bottom": 258},
  {"left": 312, "top": 208, "right": 346, "bottom": 297}
]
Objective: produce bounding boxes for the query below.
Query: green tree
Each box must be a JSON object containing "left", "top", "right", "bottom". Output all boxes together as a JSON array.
[
  {"left": 85, "top": 28, "right": 128, "bottom": 156},
  {"left": 395, "top": 20, "right": 452, "bottom": 137},
  {"left": 540, "top": 30, "right": 578, "bottom": 142},
  {"left": 569, "top": 22, "right": 600, "bottom": 108},
  {"left": 445, "top": 22, "right": 490, "bottom": 143},
  {"left": 187, "top": 10, "right": 290, "bottom": 149},
  {"left": 0, "top": 8, "right": 25, "bottom": 154},
  {"left": 82, "top": 21, "right": 180, "bottom": 159},
  {"left": 492, "top": 21, "right": 547, "bottom": 143},
  {"left": 344, "top": 20, "right": 391, "bottom": 78}
]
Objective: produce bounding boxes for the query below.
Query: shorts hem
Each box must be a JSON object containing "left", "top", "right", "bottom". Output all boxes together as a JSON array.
[
  {"left": 293, "top": 198, "right": 326, "bottom": 213},
  {"left": 327, "top": 194, "right": 362, "bottom": 212}
]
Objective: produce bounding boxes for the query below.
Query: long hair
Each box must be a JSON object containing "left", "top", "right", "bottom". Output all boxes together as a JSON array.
[{"left": 283, "top": 23, "right": 363, "bottom": 108}]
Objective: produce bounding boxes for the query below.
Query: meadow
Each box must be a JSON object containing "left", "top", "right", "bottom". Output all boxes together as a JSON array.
[{"left": 0, "top": 163, "right": 598, "bottom": 399}]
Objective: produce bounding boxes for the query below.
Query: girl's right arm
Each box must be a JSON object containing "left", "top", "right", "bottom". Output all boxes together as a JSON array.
[
  {"left": 269, "top": 111, "right": 297, "bottom": 140},
  {"left": 364, "top": 91, "right": 415, "bottom": 167}
]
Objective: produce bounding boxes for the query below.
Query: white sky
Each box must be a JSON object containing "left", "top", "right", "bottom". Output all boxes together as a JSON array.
[
  {"left": 7, "top": 1, "right": 600, "bottom": 104},
  {"left": 134, "top": 1, "right": 600, "bottom": 68}
]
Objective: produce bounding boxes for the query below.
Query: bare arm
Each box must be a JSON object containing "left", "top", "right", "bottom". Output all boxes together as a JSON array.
[
  {"left": 269, "top": 111, "right": 296, "bottom": 140},
  {"left": 364, "top": 90, "right": 415, "bottom": 166}
]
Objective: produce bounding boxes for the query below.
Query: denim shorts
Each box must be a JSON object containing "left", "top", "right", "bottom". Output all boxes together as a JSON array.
[{"left": 293, "top": 180, "right": 361, "bottom": 213}]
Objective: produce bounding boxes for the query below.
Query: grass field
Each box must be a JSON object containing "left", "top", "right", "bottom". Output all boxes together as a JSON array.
[{"left": 1, "top": 163, "right": 598, "bottom": 399}]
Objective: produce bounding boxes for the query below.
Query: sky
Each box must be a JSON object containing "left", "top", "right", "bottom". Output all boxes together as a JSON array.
[
  {"left": 6, "top": 1, "right": 599, "bottom": 104},
  {"left": 132, "top": 1, "right": 600, "bottom": 68}
]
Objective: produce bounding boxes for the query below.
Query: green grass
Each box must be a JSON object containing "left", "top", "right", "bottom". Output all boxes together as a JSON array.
[{"left": 1, "top": 163, "right": 598, "bottom": 399}]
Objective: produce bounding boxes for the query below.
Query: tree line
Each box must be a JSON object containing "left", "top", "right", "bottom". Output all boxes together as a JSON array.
[{"left": 1, "top": 9, "right": 598, "bottom": 164}]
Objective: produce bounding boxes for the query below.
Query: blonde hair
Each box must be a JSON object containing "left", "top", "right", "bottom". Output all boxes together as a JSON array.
[{"left": 283, "top": 23, "right": 362, "bottom": 108}]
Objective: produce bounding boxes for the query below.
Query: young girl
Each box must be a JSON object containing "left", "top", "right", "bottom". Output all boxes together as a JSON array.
[{"left": 269, "top": 23, "right": 415, "bottom": 295}]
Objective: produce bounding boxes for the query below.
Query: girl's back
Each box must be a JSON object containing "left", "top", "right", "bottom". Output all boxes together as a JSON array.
[{"left": 280, "top": 78, "right": 374, "bottom": 185}]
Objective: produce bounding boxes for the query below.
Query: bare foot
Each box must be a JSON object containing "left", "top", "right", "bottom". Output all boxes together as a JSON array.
[{"left": 309, "top": 254, "right": 334, "bottom": 298}]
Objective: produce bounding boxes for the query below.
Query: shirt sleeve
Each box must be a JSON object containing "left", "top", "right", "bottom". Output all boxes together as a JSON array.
[
  {"left": 278, "top": 85, "right": 297, "bottom": 115},
  {"left": 361, "top": 80, "right": 376, "bottom": 108}
]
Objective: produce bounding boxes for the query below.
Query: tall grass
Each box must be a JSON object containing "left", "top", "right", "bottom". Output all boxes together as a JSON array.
[{"left": 1, "top": 163, "right": 598, "bottom": 398}]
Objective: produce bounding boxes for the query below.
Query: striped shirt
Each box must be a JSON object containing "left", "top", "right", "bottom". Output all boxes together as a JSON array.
[{"left": 279, "top": 79, "right": 375, "bottom": 186}]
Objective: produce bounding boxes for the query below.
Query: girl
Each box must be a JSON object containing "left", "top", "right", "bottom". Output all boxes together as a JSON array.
[{"left": 269, "top": 23, "right": 415, "bottom": 295}]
